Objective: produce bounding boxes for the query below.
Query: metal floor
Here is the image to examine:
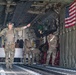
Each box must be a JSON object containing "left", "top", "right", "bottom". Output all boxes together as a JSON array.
[
  {"left": 0, "top": 64, "right": 76, "bottom": 75},
  {"left": 0, "top": 65, "right": 41, "bottom": 75},
  {"left": 0, "top": 64, "right": 60, "bottom": 75}
]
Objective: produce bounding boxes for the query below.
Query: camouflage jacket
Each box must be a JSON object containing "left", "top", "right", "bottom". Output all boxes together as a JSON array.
[
  {"left": 24, "top": 40, "right": 32, "bottom": 49},
  {"left": 47, "top": 35, "right": 57, "bottom": 49},
  {"left": 0, "top": 27, "right": 24, "bottom": 43}
]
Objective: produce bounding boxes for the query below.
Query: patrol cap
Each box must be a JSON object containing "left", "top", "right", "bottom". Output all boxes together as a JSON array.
[{"left": 7, "top": 22, "right": 14, "bottom": 26}]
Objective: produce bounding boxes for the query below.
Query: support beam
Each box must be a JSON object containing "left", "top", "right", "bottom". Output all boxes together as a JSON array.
[
  {"left": 21, "top": 0, "right": 50, "bottom": 1},
  {"left": 3, "top": 5, "right": 10, "bottom": 26},
  {"left": 0, "top": 2, "right": 16, "bottom": 5},
  {"left": 31, "top": 4, "right": 44, "bottom": 7},
  {"left": 28, "top": 10, "right": 45, "bottom": 14},
  {"left": 3, "top": 0, "right": 15, "bottom": 26}
]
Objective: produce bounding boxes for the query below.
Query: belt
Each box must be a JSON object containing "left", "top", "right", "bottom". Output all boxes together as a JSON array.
[
  {"left": 28, "top": 47, "right": 32, "bottom": 49},
  {"left": 26, "top": 47, "right": 32, "bottom": 49},
  {"left": 6, "top": 42, "right": 15, "bottom": 45}
]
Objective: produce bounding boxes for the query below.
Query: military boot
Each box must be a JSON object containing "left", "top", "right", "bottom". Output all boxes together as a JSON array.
[
  {"left": 9, "top": 64, "right": 13, "bottom": 69},
  {"left": 6, "top": 63, "right": 9, "bottom": 69}
]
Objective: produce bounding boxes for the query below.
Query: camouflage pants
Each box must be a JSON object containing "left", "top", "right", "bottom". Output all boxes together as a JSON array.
[
  {"left": 4, "top": 43, "right": 15, "bottom": 68},
  {"left": 46, "top": 49, "right": 56, "bottom": 65},
  {"left": 31, "top": 48, "right": 40, "bottom": 64},
  {"left": 23, "top": 48, "right": 32, "bottom": 65}
]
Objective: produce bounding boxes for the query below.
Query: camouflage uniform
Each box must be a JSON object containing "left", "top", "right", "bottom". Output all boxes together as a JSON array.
[
  {"left": 0, "top": 27, "right": 23, "bottom": 68},
  {"left": 31, "top": 48, "right": 40, "bottom": 64},
  {"left": 23, "top": 39, "right": 32, "bottom": 65},
  {"left": 46, "top": 34, "right": 57, "bottom": 65}
]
